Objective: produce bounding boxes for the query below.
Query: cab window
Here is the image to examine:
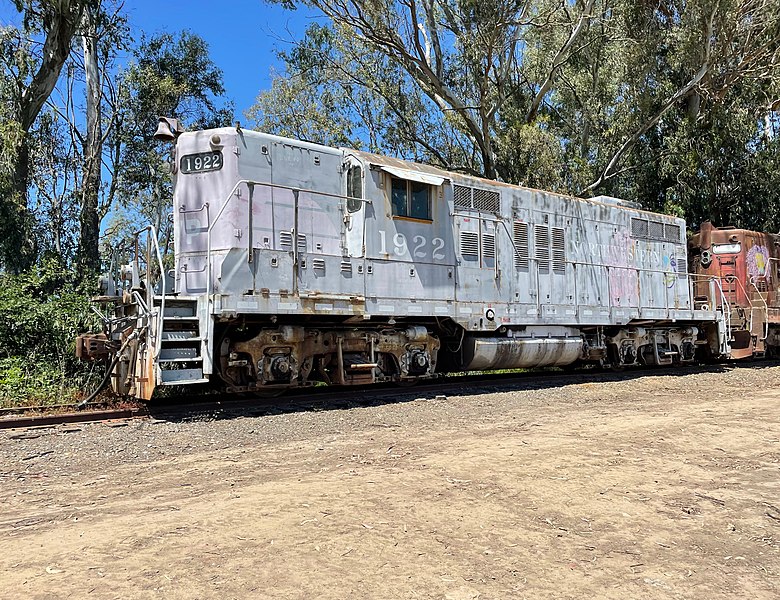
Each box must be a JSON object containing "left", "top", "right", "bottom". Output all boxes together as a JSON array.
[
  {"left": 346, "top": 165, "right": 362, "bottom": 212},
  {"left": 391, "top": 177, "right": 430, "bottom": 220}
]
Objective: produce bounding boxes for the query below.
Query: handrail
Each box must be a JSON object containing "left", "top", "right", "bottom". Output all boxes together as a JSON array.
[
  {"left": 205, "top": 179, "right": 371, "bottom": 300},
  {"left": 713, "top": 277, "right": 731, "bottom": 353},
  {"left": 727, "top": 274, "right": 757, "bottom": 335},
  {"left": 201, "top": 179, "right": 371, "bottom": 372},
  {"left": 133, "top": 225, "right": 166, "bottom": 362},
  {"left": 748, "top": 279, "right": 769, "bottom": 341}
]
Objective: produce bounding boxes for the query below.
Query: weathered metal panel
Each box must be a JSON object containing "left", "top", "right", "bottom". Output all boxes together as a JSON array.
[{"left": 172, "top": 127, "right": 698, "bottom": 336}]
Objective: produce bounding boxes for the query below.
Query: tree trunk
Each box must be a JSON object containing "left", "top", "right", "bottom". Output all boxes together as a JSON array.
[
  {"left": 1, "top": 0, "right": 86, "bottom": 272},
  {"left": 4, "top": 140, "right": 36, "bottom": 273},
  {"left": 77, "top": 4, "right": 102, "bottom": 279}
]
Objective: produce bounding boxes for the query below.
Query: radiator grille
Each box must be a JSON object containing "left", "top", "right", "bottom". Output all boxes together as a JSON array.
[
  {"left": 648, "top": 221, "right": 665, "bottom": 240},
  {"left": 473, "top": 188, "right": 500, "bottom": 213},
  {"left": 632, "top": 218, "right": 682, "bottom": 244},
  {"left": 454, "top": 185, "right": 472, "bottom": 209},
  {"left": 631, "top": 218, "right": 648, "bottom": 238},
  {"left": 664, "top": 223, "right": 681, "bottom": 243},
  {"left": 453, "top": 185, "right": 500, "bottom": 214}
]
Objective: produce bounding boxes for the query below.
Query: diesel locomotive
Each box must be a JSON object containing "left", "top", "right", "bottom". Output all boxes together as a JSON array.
[{"left": 76, "top": 120, "right": 779, "bottom": 400}]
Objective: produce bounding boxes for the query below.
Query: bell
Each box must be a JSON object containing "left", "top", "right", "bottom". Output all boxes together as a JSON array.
[{"left": 153, "top": 116, "right": 181, "bottom": 142}]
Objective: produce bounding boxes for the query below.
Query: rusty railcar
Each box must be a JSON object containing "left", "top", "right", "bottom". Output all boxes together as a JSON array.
[
  {"left": 79, "top": 122, "right": 744, "bottom": 400},
  {"left": 689, "top": 222, "right": 780, "bottom": 359}
]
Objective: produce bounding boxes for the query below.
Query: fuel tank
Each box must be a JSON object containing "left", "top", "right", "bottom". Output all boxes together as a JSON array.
[{"left": 461, "top": 327, "right": 582, "bottom": 370}]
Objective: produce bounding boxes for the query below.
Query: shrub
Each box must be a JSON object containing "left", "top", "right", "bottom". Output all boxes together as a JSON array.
[{"left": 0, "top": 262, "right": 102, "bottom": 407}]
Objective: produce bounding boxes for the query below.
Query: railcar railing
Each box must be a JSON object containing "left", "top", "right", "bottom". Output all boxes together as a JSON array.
[
  {"left": 476, "top": 211, "right": 696, "bottom": 316},
  {"left": 748, "top": 279, "right": 769, "bottom": 341},
  {"left": 132, "top": 225, "right": 166, "bottom": 362},
  {"left": 204, "top": 179, "right": 371, "bottom": 300},
  {"left": 197, "top": 178, "right": 371, "bottom": 370},
  {"left": 688, "top": 273, "right": 733, "bottom": 354},
  {"left": 724, "top": 274, "right": 765, "bottom": 340}
]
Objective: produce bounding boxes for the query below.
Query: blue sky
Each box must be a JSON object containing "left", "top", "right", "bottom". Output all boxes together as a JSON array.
[{"left": 0, "top": 1, "right": 322, "bottom": 117}]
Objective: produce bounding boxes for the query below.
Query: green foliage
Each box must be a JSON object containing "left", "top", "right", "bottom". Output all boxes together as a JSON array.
[
  {"left": 112, "top": 31, "right": 233, "bottom": 242},
  {"left": 262, "top": 0, "right": 780, "bottom": 229},
  {"left": 248, "top": 21, "right": 479, "bottom": 171},
  {"left": 0, "top": 11, "right": 234, "bottom": 406},
  {"left": 0, "top": 261, "right": 102, "bottom": 407}
]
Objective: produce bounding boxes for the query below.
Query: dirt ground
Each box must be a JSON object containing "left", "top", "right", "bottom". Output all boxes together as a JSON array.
[{"left": 1, "top": 365, "right": 779, "bottom": 599}]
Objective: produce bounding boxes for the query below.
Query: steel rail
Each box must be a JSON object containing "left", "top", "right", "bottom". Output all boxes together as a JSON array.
[
  {"left": 0, "top": 406, "right": 149, "bottom": 430},
  {"left": 1, "top": 362, "right": 757, "bottom": 431}
]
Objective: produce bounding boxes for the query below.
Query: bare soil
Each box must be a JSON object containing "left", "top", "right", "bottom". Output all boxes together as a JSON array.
[{"left": 1, "top": 365, "right": 779, "bottom": 599}]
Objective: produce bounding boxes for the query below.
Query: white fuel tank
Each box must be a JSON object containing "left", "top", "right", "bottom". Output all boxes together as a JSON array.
[{"left": 461, "top": 327, "right": 582, "bottom": 370}]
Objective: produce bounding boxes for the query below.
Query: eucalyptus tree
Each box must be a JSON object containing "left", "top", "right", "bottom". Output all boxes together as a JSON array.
[
  {"left": 249, "top": 22, "right": 479, "bottom": 171},
  {"left": 263, "top": 0, "right": 780, "bottom": 229},
  {"left": 581, "top": 0, "right": 780, "bottom": 197},
  {"left": 0, "top": 0, "right": 88, "bottom": 272},
  {"left": 71, "top": 0, "right": 126, "bottom": 276},
  {"left": 102, "top": 31, "right": 233, "bottom": 256}
]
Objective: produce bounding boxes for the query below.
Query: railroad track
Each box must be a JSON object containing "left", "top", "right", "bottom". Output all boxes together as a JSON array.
[{"left": 0, "top": 362, "right": 744, "bottom": 431}]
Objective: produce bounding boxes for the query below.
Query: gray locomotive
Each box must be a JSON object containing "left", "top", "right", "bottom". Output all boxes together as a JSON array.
[{"left": 78, "top": 121, "right": 731, "bottom": 399}]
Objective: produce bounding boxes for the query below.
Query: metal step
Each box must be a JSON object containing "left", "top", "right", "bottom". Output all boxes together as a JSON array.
[
  {"left": 161, "top": 331, "right": 202, "bottom": 341},
  {"left": 160, "top": 378, "right": 210, "bottom": 386},
  {"left": 160, "top": 368, "right": 208, "bottom": 385},
  {"left": 155, "top": 296, "right": 198, "bottom": 317},
  {"left": 154, "top": 295, "right": 199, "bottom": 303},
  {"left": 162, "top": 306, "right": 197, "bottom": 318},
  {"left": 163, "top": 315, "right": 199, "bottom": 321},
  {"left": 160, "top": 356, "right": 203, "bottom": 364},
  {"left": 159, "top": 347, "right": 199, "bottom": 360}
]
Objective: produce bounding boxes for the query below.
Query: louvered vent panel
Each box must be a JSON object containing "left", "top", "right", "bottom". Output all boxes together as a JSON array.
[
  {"left": 279, "top": 230, "right": 293, "bottom": 250},
  {"left": 535, "top": 225, "right": 550, "bottom": 274},
  {"left": 513, "top": 221, "right": 530, "bottom": 270},
  {"left": 552, "top": 227, "right": 566, "bottom": 274},
  {"left": 453, "top": 185, "right": 472, "bottom": 209},
  {"left": 460, "top": 231, "right": 479, "bottom": 261},
  {"left": 312, "top": 258, "right": 326, "bottom": 270},
  {"left": 482, "top": 233, "right": 496, "bottom": 260},
  {"left": 676, "top": 253, "right": 687, "bottom": 276},
  {"left": 473, "top": 189, "right": 500, "bottom": 213},
  {"left": 340, "top": 260, "right": 352, "bottom": 274},
  {"left": 631, "top": 218, "right": 648, "bottom": 238},
  {"left": 664, "top": 223, "right": 681, "bottom": 243},
  {"left": 648, "top": 221, "right": 664, "bottom": 240},
  {"left": 297, "top": 233, "right": 307, "bottom": 253}
]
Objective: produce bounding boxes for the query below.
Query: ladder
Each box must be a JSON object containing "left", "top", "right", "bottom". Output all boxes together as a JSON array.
[
  {"left": 154, "top": 296, "right": 209, "bottom": 386},
  {"left": 748, "top": 285, "right": 769, "bottom": 356}
]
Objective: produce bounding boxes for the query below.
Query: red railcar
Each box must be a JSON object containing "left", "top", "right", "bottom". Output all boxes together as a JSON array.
[{"left": 689, "top": 222, "right": 780, "bottom": 358}]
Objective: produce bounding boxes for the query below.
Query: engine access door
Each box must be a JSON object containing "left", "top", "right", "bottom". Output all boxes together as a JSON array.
[{"left": 344, "top": 158, "right": 365, "bottom": 259}]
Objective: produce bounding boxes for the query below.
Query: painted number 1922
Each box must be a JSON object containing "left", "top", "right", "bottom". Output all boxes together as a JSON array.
[{"left": 378, "top": 231, "right": 445, "bottom": 260}]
